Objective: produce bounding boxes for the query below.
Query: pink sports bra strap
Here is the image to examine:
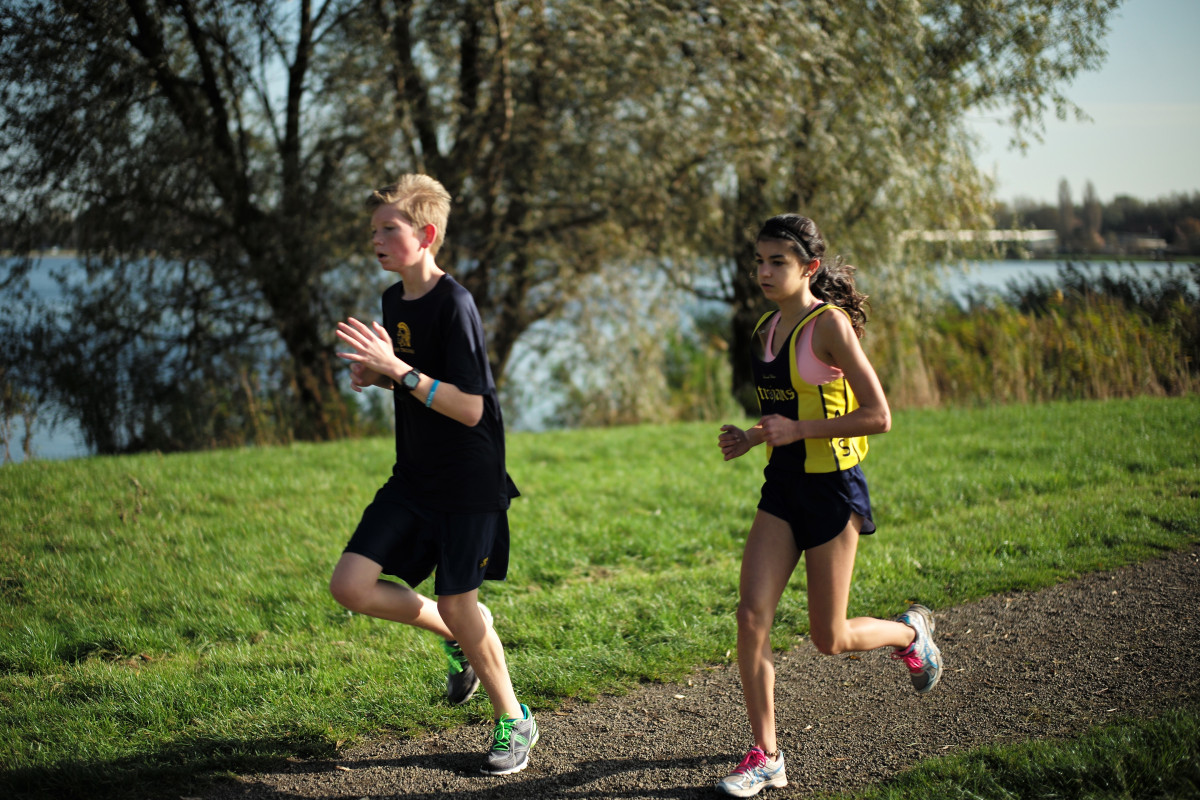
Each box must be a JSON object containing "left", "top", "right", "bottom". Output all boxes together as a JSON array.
[{"left": 762, "top": 304, "right": 843, "bottom": 385}]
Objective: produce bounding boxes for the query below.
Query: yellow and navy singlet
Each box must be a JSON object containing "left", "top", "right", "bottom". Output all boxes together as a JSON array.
[{"left": 751, "top": 303, "right": 868, "bottom": 473}]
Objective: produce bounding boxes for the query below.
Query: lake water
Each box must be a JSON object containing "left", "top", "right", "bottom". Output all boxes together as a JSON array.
[
  {"left": 3, "top": 257, "right": 1188, "bottom": 464},
  {"left": 941, "top": 258, "right": 1183, "bottom": 304}
]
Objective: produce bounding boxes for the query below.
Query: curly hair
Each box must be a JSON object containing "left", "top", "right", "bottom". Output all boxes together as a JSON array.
[{"left": 756, "top": 214, "right": 870, "bottom": 338}]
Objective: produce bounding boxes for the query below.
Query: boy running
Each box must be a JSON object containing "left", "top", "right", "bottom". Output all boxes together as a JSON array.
[{"left": 330, "top": 174, "right": 537, "bottom": 775}]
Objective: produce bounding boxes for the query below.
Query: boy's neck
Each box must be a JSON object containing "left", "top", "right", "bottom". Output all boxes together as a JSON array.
[{"left": 400, "top": 258, "right": 446, "bottom": 300}]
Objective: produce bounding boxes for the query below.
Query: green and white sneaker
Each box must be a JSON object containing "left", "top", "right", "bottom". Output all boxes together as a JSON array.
[
  {"left": 716, "top": 747, "right": 787, "bottom": 797},
  {"left": 891, "top": 603, "right": 943, "bottom": 694},
  {"left": 443, "top": 602, "right": 494, "bottom": 706},
  {"left": 480, "top": 703, "right": 539, "bottom": 775}
]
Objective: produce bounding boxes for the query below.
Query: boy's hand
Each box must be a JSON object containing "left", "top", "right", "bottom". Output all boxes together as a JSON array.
[
  {"left": 348, "top": 362, "right": 382, "bottom": 393},
  {"left": 336, "top": 318, "right": 407, "bottom": 383}
]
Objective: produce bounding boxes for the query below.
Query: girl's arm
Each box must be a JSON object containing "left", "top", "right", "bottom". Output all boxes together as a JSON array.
[{"left": 718, "top": 422, "right": 766, "bottom": 461}]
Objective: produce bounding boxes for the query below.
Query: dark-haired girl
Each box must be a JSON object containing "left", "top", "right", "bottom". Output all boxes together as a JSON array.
[{"left": 715, "top": 215, "right": 941, "bottom": 797}]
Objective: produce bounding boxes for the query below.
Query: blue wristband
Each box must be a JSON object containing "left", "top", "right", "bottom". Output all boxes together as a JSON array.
[{"left": 425, "top": 379, "right": 439, "bottom": 408}]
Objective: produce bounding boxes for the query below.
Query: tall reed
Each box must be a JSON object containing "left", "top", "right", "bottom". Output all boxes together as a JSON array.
[{"left": 875, "top": 262, "right": 1199, "bottom": 407}]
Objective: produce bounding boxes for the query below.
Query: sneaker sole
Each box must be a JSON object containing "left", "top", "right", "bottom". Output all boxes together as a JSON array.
[
  {"left": 717, "top": 774, "right": 788, "bottom": 797},
  {"left": 480, "top": 753, "right": 530, "bottom": 776}
]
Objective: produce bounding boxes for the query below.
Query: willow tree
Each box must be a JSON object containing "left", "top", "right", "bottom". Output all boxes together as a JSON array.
[
  {"left": 0, "top": 0, "right": 1121, "bottom": 451},
  {"left": 633, "top": 0, "right": 1123, "bottom": 410},
  {"left": 0, "top": 0, "right": 745, "bottom": 449},
  {"left": 0, "top": 0, "right": 374, "bottom": 450}
]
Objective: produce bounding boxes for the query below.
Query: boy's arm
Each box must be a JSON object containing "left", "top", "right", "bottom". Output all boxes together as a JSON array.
[
  {"left": 405, "top": 372, "right": 484, "bottom": 427},
  {"left": 349, "top": 362, "right": 393, "bottom": 392},
  {"left": 336, "top": 317, "right": 484, "bottom": 426}
]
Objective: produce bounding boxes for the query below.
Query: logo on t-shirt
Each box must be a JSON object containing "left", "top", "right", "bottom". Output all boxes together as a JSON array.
[{"left": 394, "top": 322, "right": 414, "bottom": 354}]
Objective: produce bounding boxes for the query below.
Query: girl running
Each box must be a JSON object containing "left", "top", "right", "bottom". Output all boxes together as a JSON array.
[{"left": 715, "top": 214, "right": 941, "bottom": 797}]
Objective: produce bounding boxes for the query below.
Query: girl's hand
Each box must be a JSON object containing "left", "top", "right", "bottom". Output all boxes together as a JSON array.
[
  {"left": 760, "top": 414, "right": 803, "bottom": 447},
  {"left": 719, "top": 424, "right": 754, "bottom": 461}
]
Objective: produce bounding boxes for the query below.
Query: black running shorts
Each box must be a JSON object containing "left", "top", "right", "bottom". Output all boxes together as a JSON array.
[
  {"left": 344, "top": 479, "right": 510, "bottom": 596},
  {"left": 757, "top": 463, "right": 876, "bottom": 551}
]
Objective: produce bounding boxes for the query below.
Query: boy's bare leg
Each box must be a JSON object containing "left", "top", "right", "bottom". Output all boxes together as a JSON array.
[
  {"left": 329, "top": 552, "right": 452, "bottom": 637},
  {"left": 331, "top": 553, "right": 521, "bottom": 719},
  {"left": 438, "top": 590, "right": 522, "bottom": 720}
]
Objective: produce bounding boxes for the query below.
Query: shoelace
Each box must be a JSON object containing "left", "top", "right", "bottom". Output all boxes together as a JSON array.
[
  {"left": 491, "top": 715, "right": 517, "bottom": 751},
  {"left": 732, "top": 747, "right": 768, "bottom": 775},
  {"left": 890, "top": 643, "right": 923, "bottom": 673},
  {"left": 442, "top": 640, "right": 467, "bottom": 674}
]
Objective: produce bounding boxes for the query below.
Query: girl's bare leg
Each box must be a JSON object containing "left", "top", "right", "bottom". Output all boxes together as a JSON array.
[
  {"left": 803, "top": 516, "right": 915, "bottom": 655},
  {"left": 736, "top": 510, "right": 800, "bottom": 755}
]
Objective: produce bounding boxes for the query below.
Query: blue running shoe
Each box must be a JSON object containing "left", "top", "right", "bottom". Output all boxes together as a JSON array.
[
  {"left": 716, "top": 747, "right": 787, "bottom": 797},
  {"left": 892, "top": 603, "right": 942, "bottom": 693}
]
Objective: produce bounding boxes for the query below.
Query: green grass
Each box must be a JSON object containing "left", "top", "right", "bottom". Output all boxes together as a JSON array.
[
  {"left": 1, "top": 396, "right": 1198, "bottom": 797},
  {"left": 833, "top": 707, "right": 1200, "bottom": 800}
]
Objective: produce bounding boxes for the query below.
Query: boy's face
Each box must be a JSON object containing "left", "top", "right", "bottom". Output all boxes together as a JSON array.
[{"left": 371, "top": 205, "right": 428, "bottom": 273}]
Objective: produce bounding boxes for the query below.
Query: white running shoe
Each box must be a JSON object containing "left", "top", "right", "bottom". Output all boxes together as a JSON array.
[
  {"left": 716, "top": 747, "right": 787, "bottom": 797},
  {"left": 891, "top": 603, "right": 943, "bottom": 693}
]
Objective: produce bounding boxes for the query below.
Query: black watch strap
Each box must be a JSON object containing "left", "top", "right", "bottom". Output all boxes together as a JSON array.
[{"left": 400, "top": 368, "right": 421, "bottom": 391}]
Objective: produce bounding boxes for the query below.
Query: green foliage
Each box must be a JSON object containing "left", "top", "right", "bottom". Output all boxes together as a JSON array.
[
  {"left": 1, "top": 397, "right": 1197, "bottom": 796},
  {"left": 835, "top": 707, "right": 1200, "bottom": 800},
  {"left": 663, "top": 0, "right": 1123, "bottom": 411},
  {"left": 521, "top": 268, "right": 740, "bottom": 428},
  {"left": 0, "top": 365, "right": 37, "bottom": 463},
  {"left": 0, "top": 0, "right": 1125, "bottom": 447},
  {"left": 876, "top": 263, "right": 1200, "bottom": 407}
]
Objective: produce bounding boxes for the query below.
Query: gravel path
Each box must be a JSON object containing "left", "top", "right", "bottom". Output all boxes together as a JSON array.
[{"left": 204, "top": 549, "right": 1200, "bottom": 800}]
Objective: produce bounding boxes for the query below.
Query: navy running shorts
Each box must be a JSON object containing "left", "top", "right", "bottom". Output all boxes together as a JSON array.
[
  {"left": 757, "top": 463, "right": 876, "bottom": 551},
  {"left": 344, "top": 479, "right": 510, "bottom": 596}
]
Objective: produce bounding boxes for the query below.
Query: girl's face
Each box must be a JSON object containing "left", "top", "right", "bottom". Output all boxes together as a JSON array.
[
  {"left": 371, "top": 205, "right": 429, "bottom": 273},
  {"left": 755, "top": 238, "right": 813, "bottom": 302}
]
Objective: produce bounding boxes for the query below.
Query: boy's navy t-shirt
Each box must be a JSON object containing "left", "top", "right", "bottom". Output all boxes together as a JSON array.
[{"left": 382, "top": 275, "right": 517, "bottom": 513}]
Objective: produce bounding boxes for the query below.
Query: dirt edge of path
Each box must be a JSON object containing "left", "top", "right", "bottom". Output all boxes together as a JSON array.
[{"left": 202, "top": 548, "right": 1200, "bottom": 800}]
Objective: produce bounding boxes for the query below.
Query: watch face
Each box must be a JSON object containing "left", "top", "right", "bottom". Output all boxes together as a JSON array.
[{"left": 402, "top": 369, "right": 420, "bottom": 390}]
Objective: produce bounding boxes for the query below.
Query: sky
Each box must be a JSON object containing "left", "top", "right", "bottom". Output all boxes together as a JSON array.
[{"left": 968, "top": 0, "right": 1200, "bottom": 205}]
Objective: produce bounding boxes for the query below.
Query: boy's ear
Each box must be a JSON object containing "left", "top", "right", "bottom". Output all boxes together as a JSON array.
[{"left": 420, "top": 224, "right": 437, "bottom": 249}]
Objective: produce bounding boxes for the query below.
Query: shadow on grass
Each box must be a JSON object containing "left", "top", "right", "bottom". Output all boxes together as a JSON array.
[
  {"left": 0, "top": 735, "right": 336, "bottom": 800},
  {"left": 3, "top": 744, "right": 739, "bottom": 800},
  {"left": 209, "top": 750, "right": 739, "bottom": 800}
]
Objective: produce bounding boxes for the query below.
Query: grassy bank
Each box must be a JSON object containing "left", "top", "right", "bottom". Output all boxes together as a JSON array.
[
  {"left": 835, "top": 708, "right": 1200, "bottom": 800},
  {"left": 2, "top": 396, "right": 1198, "bottom": 796}
]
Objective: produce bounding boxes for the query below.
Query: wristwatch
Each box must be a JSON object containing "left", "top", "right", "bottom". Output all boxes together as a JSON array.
[{"left": 399, "top": 368, "right": 421, "bottom": 392}]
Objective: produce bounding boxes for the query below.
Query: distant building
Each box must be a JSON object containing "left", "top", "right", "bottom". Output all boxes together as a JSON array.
[
  {"left": 908, "top": 229, "right": 1059, "bottom": 254},
  {"left": 1114, "top": 234, "right": 1168, "bottom": 256}
]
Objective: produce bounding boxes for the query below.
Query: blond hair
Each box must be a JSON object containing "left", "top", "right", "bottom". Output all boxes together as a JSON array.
[{"left": 366, "top": 175, "right": 452, "bottom": 255}]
